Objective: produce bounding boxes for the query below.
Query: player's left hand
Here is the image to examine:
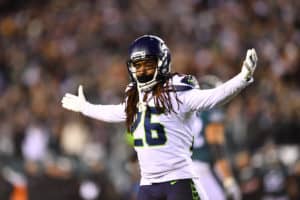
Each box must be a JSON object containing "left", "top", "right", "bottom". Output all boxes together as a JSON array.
[
  {"left": 241, "top": 48, "right": 258, "bottom": 81},
  {"left": 223, "top": 177, "right": 241, "bottom": 200}
]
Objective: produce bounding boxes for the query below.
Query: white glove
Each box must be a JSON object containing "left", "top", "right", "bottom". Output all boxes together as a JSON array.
[
  {"left": 61, "top": 85, "right": 86, "bottom": 112},
  {"left": 241, "top": 48, "right": 258, "bottom": 81},
  {"left": 223, "top": 177, "right": 241, "bottom": 200}
]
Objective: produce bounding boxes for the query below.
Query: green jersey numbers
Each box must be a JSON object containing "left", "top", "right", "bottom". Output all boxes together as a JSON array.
[{"left": 130, "top": 106, "right": 167, "bottom": 147}]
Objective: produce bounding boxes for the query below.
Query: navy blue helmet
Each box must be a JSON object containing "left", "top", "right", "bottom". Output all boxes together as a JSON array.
[{"left": 127, "top": 35, "right": 171, "bottom": 90}]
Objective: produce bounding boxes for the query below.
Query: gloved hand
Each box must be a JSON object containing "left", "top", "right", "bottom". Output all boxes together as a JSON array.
[
  {"left": 241, "top": 48, "right": 258, "bottom": 81},
  {"left": 223, "top": 177, "right": 241, "bottom": 200},
  {"left": 61, "top": 85, "right": 86, "bottom": 112}
]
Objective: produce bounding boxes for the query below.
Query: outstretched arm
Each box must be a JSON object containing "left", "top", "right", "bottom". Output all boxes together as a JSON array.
[
  {"left": 183, "top": 49, "right": 258, "bottom": 111},
  {"left": 61, "top": 85, "right": 126, "bottom": 123}
]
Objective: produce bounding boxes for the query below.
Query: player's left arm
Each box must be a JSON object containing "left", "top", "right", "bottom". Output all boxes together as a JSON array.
[{"left": 183, "top": 49, "right": 258, "bottom": 111}]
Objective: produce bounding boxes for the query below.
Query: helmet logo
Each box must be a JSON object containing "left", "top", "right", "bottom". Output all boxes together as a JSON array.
[{"left": 131, "top": 51, "right": 146, "bottom": 60}]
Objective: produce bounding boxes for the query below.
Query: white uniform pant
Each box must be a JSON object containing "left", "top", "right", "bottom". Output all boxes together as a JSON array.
[{"left": 193, "top": 161, "right": 226, "bottom": 200}]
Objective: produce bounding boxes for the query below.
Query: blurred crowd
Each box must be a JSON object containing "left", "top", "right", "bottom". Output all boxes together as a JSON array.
[{"left": 0, "top": 0, "right": 299, "bottom": 199}]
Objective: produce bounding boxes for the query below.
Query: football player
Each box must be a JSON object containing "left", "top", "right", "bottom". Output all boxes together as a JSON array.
[
  {"left": 61, "top": 35, "right": 258, "bottom": 200},
  {"left": 192, "top": 75, "right": 241, "bottom": 200}
]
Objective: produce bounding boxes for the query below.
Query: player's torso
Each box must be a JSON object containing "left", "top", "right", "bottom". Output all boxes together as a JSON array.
[{"left": 130, "top": 75, "right": 199, "bottom": 183}]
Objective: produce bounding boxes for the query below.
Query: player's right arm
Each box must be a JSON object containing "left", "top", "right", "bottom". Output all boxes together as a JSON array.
[{"left": 61, "top": 85, "right": 126, "bottom": 123}]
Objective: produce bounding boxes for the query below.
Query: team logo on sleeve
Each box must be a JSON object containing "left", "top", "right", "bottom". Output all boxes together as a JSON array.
[{"left": 181, "top": 75, "right": 199, "bottom": 88}]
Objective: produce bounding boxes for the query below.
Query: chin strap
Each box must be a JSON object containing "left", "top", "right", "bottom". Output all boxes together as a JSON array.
[
  {"left": 137, "top": 87, "right": 147, "bottom": 112},
  {"left": 134, "top": 65, "right": 159, "bottom": 92},
  {"left": 137, "top": 79, "right": 158, "bottom": 92}
]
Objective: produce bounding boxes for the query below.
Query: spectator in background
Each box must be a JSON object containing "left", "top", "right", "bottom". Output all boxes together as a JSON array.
[
  {"left": 0, "top": 173, "right": 13, "bottom": 200},
  {"left": 288, "top": 160, "right": 300, "bottom": 200},
  {"left": 260, "top": 141, "right": 289, "bottom": 200},
  {"left": 234, "top": 151, "right": 263, "bottom": 200}
]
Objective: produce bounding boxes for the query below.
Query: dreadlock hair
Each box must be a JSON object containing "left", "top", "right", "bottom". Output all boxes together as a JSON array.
[{"left": 124, "top": 73, "right": 182, "bottom": 132}]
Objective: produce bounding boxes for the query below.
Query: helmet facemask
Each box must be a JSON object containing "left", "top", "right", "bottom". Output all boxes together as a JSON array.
[{"left": 128, "top": 56, "right": 160, "bottom": 91}]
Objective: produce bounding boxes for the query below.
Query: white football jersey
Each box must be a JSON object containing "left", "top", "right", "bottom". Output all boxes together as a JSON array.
[{"left": 81, "top": 73, "right": 250, "bottom": 185}]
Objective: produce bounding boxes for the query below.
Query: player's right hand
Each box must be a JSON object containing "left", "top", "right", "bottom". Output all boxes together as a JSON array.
[{"left": 61, "top": 85, "right": 86, "bottom": 113}]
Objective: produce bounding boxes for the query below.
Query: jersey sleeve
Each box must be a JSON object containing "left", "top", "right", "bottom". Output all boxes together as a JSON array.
[
  {"left": 81, "top": 102, "right": 126, "bottom": 123},
  {"left": 179, "top": 73, "right": 251, "bottom": 111},
  {"left": 80, "top": 83, "right": 134, "bottom": 123}
]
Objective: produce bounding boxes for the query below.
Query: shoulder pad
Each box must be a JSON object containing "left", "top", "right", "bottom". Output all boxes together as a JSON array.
[
  {"left": 172, "top": 74, "right": 200, "bottom": 91},
  {"left": 181, "top": 75, "right": 199, "bottom": 88}
]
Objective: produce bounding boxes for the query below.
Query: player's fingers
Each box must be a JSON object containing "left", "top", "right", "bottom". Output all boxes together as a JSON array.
[
  {"left": 62, "top": 99, "right": 78, "bottom": 110},
  {"left": 61, "top": 96, "right": 78, "bottom": 103},
  {"left": 78, "top": 85, "right": 84, "bottom": 99},
  {"left": 250, "top": 50, "right": 257, "bottom": 68},
  {"left": 252, "top": 49, "right": 257, "bottom": 62},
  {"left": 62, "top": 104, "right": 76, "bottom": 111},
  {"left": 249, "top": 56, "right": 255, "bottom": 67},
  {"left": 61, "top": 96, "right": 69, "bottom": 104},
  {"left": 243, "top": 61, "right": 251, "bottom": 72},
  {"left": 246, "top": 49, "right": 251, "bottom": 59},
  {"left": 62, "top": 101, "right": 73, "bottom": 110},
  {"left": 61, "top": 97, "right": 74, "bottom": 105}
]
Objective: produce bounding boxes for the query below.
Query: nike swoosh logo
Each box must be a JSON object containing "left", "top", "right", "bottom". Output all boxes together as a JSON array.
[{"left": 170, "top": 180, "right": 177, "bottom": 185}]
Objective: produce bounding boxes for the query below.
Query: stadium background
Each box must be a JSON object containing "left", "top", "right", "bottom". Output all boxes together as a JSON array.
[{"left": 0, "top": 0, "right": 299, "bottom": 199}]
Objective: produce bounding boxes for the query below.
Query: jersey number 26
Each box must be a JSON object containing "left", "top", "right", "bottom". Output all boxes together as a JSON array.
[{"left": 131, "top": 107, "right": 167, "bottom": 147}]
